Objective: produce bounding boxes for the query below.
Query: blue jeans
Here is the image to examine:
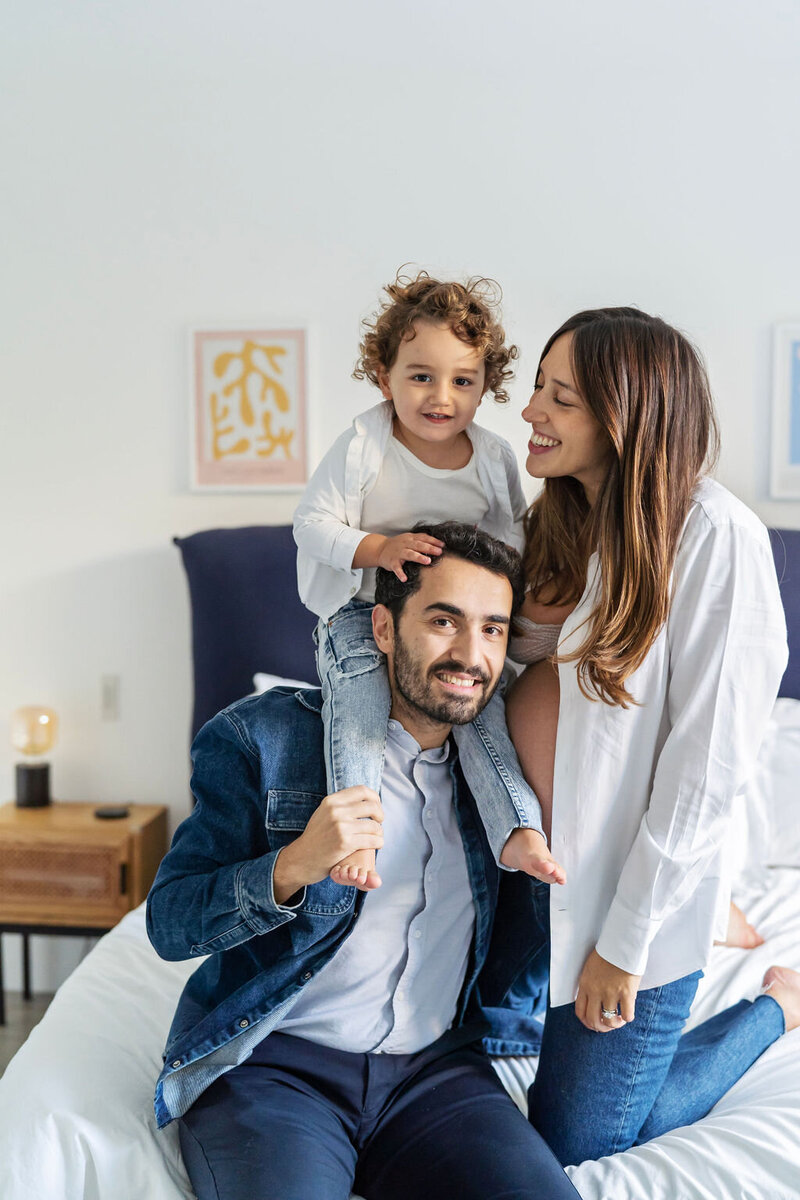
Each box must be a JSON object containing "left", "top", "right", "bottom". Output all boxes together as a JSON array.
[
  {"left": 487, "top": 881, "right": 786, "bottom": 1166},
  {"left": 315, "top": 600, "right": 544, "bottom": 862},
  {"left": 178, "top": 1030, "right": 580, "bottom": 1200}
]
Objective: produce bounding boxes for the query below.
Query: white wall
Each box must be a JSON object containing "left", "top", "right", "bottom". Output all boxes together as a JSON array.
[{"left": 2, "top": 0, "right": 799, "bottom": 990}]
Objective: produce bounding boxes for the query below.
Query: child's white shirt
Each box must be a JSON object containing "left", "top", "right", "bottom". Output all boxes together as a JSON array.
[
  {"left": 356, "top": 438, "right": 490, "bottom": 602},
  {"left": 293, "top": 401, "right": 528, "bottom": 620}
]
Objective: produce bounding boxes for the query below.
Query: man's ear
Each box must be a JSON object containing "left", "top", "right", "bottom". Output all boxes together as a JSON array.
[{"left": 372, "top": 604, "right": 394, "bottom": 655}]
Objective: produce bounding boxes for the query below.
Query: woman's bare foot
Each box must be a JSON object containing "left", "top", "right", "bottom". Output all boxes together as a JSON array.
[
  {"left": 330, "top": 849, "right": 381, "bottom": 891},
  {"left": 761, "top": 966, "right": 800, "bottom": 1032},
  {"left": 715, "top": 901, "right": 765, "bottom": 949}
]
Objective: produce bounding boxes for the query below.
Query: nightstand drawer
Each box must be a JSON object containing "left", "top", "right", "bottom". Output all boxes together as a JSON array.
[
  {"left": 0, "top": 801, "right": 167, "bottom": 929},
  {"left": 0, "top": 842, "right": 127, "bottom": 925}
]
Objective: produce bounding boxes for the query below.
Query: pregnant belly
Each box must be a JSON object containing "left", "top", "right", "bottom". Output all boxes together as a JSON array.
[{"left": 506, "top": 659, "right": 560, "bottom": 844}]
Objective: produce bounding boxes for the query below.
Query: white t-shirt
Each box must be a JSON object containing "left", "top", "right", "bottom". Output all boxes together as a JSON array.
[
  {"left": 293, "top": 401, "right": 527, "bottom": 621},
  {"left": 357, "top": 437, "right": 490, "bottom": 601}
]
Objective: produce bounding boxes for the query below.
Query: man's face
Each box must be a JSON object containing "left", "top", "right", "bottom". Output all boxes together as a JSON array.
[{"left": 372, "top": 555, "right": 513, "bottom": 747}]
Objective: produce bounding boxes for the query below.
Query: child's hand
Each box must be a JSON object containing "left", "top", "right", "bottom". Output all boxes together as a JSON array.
[
  {"left": 500, "top": 828, "right": 566, "bottom": 885},
  {"left": 377, "top": 532, "right": 444, "bottom": 581}
]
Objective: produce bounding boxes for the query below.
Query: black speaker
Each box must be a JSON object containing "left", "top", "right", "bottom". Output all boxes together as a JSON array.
[{"left": 15, "top": 763, "right": 51, "bottom": 808}]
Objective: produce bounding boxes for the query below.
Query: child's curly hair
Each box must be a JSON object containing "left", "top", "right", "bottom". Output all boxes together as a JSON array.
[{"left": 353, "top": 269, "right": 518, "bottom": 403}]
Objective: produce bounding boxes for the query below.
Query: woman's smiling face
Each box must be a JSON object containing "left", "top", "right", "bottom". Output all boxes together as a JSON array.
[{"left": 521, "top": 332, "right": 613, "bottom": 506}]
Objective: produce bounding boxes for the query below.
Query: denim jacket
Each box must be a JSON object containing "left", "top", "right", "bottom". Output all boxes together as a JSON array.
[{"left": 146, "top": 686, "right": 500, "bottom": 1128}]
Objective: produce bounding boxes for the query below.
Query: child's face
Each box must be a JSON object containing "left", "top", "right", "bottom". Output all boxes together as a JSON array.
[{"left": 378, "top": 321, "right": 485, "bottom": 452}]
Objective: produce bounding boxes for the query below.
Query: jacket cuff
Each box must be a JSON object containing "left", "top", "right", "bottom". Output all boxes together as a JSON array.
[
  {"left": 595, "top": 899, "right": 662, "bottom": 977},
  {"left": 235, "top": 850, "right": 306, "bottom": 934}
]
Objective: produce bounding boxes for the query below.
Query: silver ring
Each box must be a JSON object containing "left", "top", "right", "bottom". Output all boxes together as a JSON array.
[{"left": 601, "top": 1007, "right": 618, "bottom": 1021}]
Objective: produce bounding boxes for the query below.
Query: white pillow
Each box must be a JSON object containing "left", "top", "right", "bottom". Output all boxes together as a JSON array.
[
  {"left": 252, "top": 671, "right": 315, "bottom": 694},
  {"left": 749, "top": 698, "right": 800, "bottom": 867},
  {"left": 730, "top": 698, "right": 800, "bottom": 882}
]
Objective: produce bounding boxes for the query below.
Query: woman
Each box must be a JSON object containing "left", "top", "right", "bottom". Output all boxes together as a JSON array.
[{"left": 484, "top": 307, "right": 800, "bottom": 1166}]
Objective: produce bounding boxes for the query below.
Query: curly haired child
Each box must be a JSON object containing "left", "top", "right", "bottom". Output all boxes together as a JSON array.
[{"left": 293, "top": 270, "right": 565, "bottom": 890}]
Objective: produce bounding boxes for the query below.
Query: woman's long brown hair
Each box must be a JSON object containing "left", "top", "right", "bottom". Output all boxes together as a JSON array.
[{"left": 523, "top": 307, "right": 719, "bottom": 706}]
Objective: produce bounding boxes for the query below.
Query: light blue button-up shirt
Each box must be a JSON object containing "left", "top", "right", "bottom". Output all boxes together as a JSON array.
[{"left": 279, "top": 719, "right": 476, "bottom": 1053}]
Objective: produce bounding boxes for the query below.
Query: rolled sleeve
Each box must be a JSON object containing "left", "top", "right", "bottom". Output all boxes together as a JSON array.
[{"left": 236, "top": 849, "right": 307, "bottom": 932}]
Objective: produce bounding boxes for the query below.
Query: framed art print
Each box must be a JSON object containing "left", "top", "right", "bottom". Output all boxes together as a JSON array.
[
  {"left": 771, "top": 322, "right": 800, "bottom": 500},
  {"left": 191, "top": 328, "right": 308, "bottom": 490}
]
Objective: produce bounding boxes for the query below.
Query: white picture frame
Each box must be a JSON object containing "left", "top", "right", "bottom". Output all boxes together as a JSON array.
[{"left": 770, "top": 322, "right": 800, "bottom": 500}]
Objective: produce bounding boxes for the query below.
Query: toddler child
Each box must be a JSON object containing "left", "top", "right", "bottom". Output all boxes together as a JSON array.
[{"left": 293, "top": 270, "right": 565, "bottom": 889}]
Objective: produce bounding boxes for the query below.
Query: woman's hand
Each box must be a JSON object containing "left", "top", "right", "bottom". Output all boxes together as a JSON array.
[{"left": 575, "top": 949, "right": 641, "bottom": 1032}]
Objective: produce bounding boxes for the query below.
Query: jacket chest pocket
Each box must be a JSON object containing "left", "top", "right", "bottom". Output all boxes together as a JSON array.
[{"left": 266, "top": 789, "right": 355, "bottom": 916}]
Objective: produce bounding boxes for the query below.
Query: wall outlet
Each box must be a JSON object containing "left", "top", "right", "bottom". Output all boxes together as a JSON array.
[{"left": 101, "top": 674, "right": 121, "bottom": 722}]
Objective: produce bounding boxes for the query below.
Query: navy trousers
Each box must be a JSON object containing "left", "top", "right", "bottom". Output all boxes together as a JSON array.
[{"left": 179, "top": 1030, "right": 579, "bottom": 1200}]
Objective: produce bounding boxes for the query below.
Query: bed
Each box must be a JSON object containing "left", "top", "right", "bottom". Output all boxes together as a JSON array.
[{"left": 1, "top": 524, "right": 799, "bottom": 1200}]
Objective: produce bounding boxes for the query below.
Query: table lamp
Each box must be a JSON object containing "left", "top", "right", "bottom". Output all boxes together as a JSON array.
[{"left": 11, "top": 705, "right": 59, "bottom": 807}]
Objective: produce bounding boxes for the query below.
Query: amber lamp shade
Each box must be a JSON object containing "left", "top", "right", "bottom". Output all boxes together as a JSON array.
[{"left": 11, "top": 706, "right": 59, "bottom": 807}]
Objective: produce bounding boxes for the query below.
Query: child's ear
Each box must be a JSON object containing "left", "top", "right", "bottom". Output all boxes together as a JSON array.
[{"left": 377, "top": 368, "right": 393, "bottom": 402}]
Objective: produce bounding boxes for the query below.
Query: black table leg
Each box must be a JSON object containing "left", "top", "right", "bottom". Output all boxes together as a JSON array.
[{"left": 22, "top": 933, "right": 32, "bottom": 1001}]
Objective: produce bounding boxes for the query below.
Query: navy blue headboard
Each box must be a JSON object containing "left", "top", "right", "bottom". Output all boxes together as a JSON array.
[
  {"left": 175, "top": 525, "right": 318, "bottom": 740},
  {"left": 175, "top": 523, "right": 800, "bottom": 743},
  {"left": 770, "top": 528, "right": 800, "bottom": 701}
]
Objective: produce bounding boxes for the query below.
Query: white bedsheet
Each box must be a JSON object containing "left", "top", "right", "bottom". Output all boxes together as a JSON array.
[{"left": 1, "top": 871, "right": 799, "bottom": 1200}]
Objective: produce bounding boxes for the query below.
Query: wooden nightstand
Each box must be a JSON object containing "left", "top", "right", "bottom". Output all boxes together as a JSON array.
[{"left": 0, "top": 801, "right": 168, "bottom": 1024}]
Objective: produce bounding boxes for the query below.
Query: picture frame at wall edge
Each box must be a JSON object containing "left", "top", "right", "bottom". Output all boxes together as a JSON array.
[{"left": 770, "top": 322, "right": 800, "bottom": 499}]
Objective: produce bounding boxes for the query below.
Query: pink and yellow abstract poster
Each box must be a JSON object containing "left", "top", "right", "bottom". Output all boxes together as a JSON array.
[{"left": 191, "top": 329, "right": 308, "bottom": 489}]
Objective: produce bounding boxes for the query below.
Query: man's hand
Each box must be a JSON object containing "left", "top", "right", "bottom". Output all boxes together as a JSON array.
[
  {"left": 272, "top": 787, "right": 384, "bottom": 905},
  {"left": 575, "top": 948, "right": 641, "bottom": 1032},
  {"left": 500, "top": 828, "right": 566, "bottom": 885}
]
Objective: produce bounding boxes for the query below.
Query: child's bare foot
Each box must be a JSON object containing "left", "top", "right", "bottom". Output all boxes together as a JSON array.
[
  {"left": 330, "top": 849, "right": 381, "bottom": 891},
  {"left": 715, "top": 901, "right": 765, "bottom": 949},
  {"left": 500, "top": 828, "right": 566, "bottom": 885},
  {"left": 761, "top": 966, "right": 800, "bottom": 1032}
]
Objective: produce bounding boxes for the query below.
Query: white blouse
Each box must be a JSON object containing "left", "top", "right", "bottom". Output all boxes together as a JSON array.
[{"left": 545, "top": 477, "right": 787, "bottom": 1007}]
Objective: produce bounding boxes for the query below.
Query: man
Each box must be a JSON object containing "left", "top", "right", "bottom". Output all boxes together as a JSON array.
[{"left": 146, "top": 522, "right": 578, "bottom": 1200}]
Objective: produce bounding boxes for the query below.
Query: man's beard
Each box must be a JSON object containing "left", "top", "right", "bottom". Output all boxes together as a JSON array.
[{"left": 391, "top": 631, "right": 498, "bottom": 728}]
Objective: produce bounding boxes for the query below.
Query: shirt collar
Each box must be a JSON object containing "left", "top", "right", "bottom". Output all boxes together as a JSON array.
[{"left": 387, "top": 718, "right": 451, "bottom": 764}]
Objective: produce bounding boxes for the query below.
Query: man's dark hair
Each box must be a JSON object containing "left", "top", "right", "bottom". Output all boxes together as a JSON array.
[{"left": 375, "top": 522, "right": 524, "bottom": 621}]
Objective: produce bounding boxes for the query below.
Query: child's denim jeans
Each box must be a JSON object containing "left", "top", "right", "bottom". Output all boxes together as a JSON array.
[{"left": 314, "top": 599, "right": 545, "bottom": 864}]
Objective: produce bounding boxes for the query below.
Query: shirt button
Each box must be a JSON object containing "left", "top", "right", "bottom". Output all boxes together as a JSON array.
[
  {"left": 349, "top": 587, "right": 356, "bottom": 595},
  {"left": 301, "top": 971, "right": 312, "bottom": 982},
  {"left": 413, "top": 930, "right": 422, "bottom": 939},
  {"left": 171, "top": 1059, "right": 181, "bottom": 1069},
  {"left": 238, "top": 1018, "right": 249, "bottom": 1028}
]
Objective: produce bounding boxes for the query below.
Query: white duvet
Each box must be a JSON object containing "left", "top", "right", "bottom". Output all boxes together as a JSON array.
[
  {"left": 1, "top": 873, "right": 798, "bottom": 1200},
  {"left": 2, "top": 698, "right": 800, "bottom": 1199}
]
